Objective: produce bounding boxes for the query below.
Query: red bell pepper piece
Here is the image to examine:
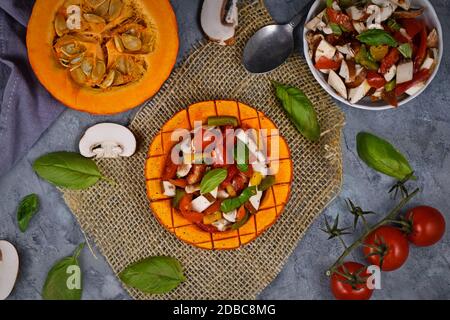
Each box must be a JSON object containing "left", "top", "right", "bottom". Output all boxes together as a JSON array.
[
  {"left": 326, "top": 8, "right": 354, "bottom": 32},
  {"left": 314, "top": 56, "right": 341, "bottom": 70},
  {"left": 367, "top": 71, "right": 387, "bottom": 89},
  {"left": 393, "top": 31, "right": 411, "bottom": 44},
  {"left": 414, "top": 28, "right": 427, "bottom": 73},
  {"left": 395, "top": 69, "right": 430, "bottom": 96},
  {"left": 380, "top": 48, "right": 400, "bottom": 74},
  {"left": 220, "top": 164, "right": 239, "bottom": 188},
  {"left": 162, "top": 151, "right": 178, "bottom": 180},
  {"left": 168, "top": 178, "right": 187, "bottom": 188},
  {"left": 381, "top": 90, "right": 398, "bottom": 107},
  {"left": 399, "top": 18, "right": 424, "bottom": 38},
  {"left": 179, "top": 194, "right": 204, "bottom": 223}
]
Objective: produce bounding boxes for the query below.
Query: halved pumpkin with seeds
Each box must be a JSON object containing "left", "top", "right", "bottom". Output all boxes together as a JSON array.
[
  {"left": 27, "top": 0, "right": 178, "bottom": 114},
  {"left": 145, "top": 100, "right": 293, "bottom": 250}
]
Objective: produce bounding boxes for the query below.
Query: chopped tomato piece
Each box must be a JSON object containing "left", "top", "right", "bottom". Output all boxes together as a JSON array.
[
  {"left": 399, "top": 18, "right": 424, "bottom": 38},
  {"left": 380, "top": 48, "right": 400, "bottom": 74},
  {"left": 203, "top": 200, "right": 222, "bottom": 216},
  {"left": 314, "top": 56, "right": 341, "bottom": 70},
  {"left": 236, "top": 205, "right": 247, "bottom": 222},
  {"left": 232, "top": 173, "right": 248, "bottom": 194},
  {"left": 395, "top": 69, "right": 430, "bottom": 96},
  {"left": 381, "top": 90, "right": 398, "bottom": 107},
  {"left": 393, "top": 31, "right": 411, "bottom": 44},
  {"left": 367, "top": 71, "right": 387, "bottom": 89},
  {"left": 179, "top": 194, "right": 203, "bottom": 223},
  {"left": 162, "top": 154, "right": 178, "bottom": 180},
  {"left": 326, "top": 8, "right": 354, "bottom": 32},
  {"left": 168, "top": 178, "right": 187, "bottom": 188},
  {"left": 414, "top": 28, "right": 427, "bottom": 73},
  {"left": 220, "top": 164, "right": 239, "bottom": 188}
]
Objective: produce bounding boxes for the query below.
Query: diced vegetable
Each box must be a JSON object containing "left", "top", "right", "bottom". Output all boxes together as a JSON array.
[
  {"left": 383, "top": 64, "right": 396, "bottom": 82},
  {"left": 191, "top": 195, "right": 214, "bottom": 212},
  {"left": 399, "top": 18, "right": 423, "bottom": 38},
  {"left": 225, "top": 184, "right": 237, "bottom": 197},
  {"left": 346, "top": 6, "right": 365, "bottom": 20},
  {"left": 326, "top": 8, "right": 354, "bottom": 32},
  {"left": 328, "top": 70, "right": 348, "bottom": 98},
  {"left": 380, "top": 47, "right": 399, "bottom": 73},
  {"left": 329, "top": 23, "right": 342, "bottom": 35},
  {"left": 384, "top": 79, "right": 396, "bottom": 92},
  {"left": 405, "top": 82, "right": 425, "bottom": 96},
  {"left": 185, "top": 184, "right": 200, "bottom": 194},
  {"left": 381, "top": 90, "right": 398, "bottom": 107},
  {"left": 369, "top": 45, "right": 389, "bottom": 61},
  {"left": 421, "top": 56, "right": 434, "bottom": 70},
  {"left": 234, "top": 140, "right": 249, "bottom": 172},
  {"left": 427, "top": 29, "right": 438, "bottom": 48},
  {"left": 366, "top": 71, "right": 386, "bottom": 89},
  {"left": 355, "top": 45, "right": 379, "bottom": 71},
  {"left": 220, "top": 186, "right": 257, "bottom": 213},
  {"left": 212, "top": 219, "right": 230, "bottom": 232},
  {"left": 395, "top": 68, "right": 430, "bottom": 96},
  {"left": 247, "top": 189, "right": 263, "bottom": 213},
  {"left": 315, "top": 39, "right": 336, "bottom": 62},
  {"left": 348, "top": 80, "right": 371, "bottom": 104},
  {"left": 315, "top": 56, "right": 341, "bottom": 70},
  {"left": 414, "top": 28, "right": 427, "bottom": 73},
  {"left": 168, "top": 178, "right": 187, "bottom": 188},
  {"left": 231, "top": 210, "right": 249, "bottom": 230},
  {"left": 396, "top": 61, "right": 413, "bottom": 84},
  {"left": 203, "top": 211, "right": 222, "bottom": 225},
  {"left": 186, "top": 164, "right": 206, "bottom": 185},
  {"left": 172, "top": 189, "right": 186, "bottom": 209},
  {"left": 250, "top": 171, "right": 263, "bottom": 186},
  {"left": 398, "top": 43, "right": 412, "bottom": 58},
  {"left": 207, "top": 116, "right": 238, "bottom": 127},
  {"left": 179, "top": 194, "right": 204, "bottom": 223},
  {"left": 162, "top": 181, "right": 176, "bottom": 197},
  {"left": 387, "top": 18, "right": 401, "bottom": 31},
  {"left": 258, "top": 175, "right": 276, "bottom": 192},
  {"left": 176, "top": 163, "right": 191, "bottom": 178},
  {"left": 353, "top": 21, "right": 366, "bottom": 34},
  {"left": 223, "top": 209, "right": 237, "bottom": 223}
]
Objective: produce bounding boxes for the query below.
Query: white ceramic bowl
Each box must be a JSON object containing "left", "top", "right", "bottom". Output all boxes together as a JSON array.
[{"left": 302, "top": 0, "right": 443, "bottom": 110}]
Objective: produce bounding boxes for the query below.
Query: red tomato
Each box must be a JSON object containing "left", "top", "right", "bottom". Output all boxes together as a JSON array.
[
  {"left": 179, "top": 194, "right": 203, "bottom": 223},
  {"left": 220, "top": 164, "right": 239, "bottom": 188},
  {"left": 380, "top": 48, "right": 400, "bottom": 73},
  {"left": 236, "top": 205, "right": 247, "bottom": 222},
  {"left": 367, "top": 71, "right": 387, "bottom": 89},
  {"left": 162, "top": 154, "right": 178, "bottom": 180},
  {"left": 203, "top": 200, "right": 222, "bottom": 216},
  {"left": 168, "top": 178, "right": 187, "bottom": 188},
  {"left": 395, "top": 68, "right": 430, "bottom": 96},
  {"left": 381, "top": 90, "right": 398, "bottom": 107},
  {"left": 330, "top": 262, "right": 373, "bottom": 300},
  {"left": 232, "top": 173, "right": 248, "bottom": 194},
  {"left": 326, "top": 8, "right": 354, "bottom": 32},
  {"left": 405, "top": 206, "right": 446, "bottom": 246},
  {"left": 314, "top": 56, "right": 341, "bottom": 70},
  {"left": 414, "top": 28, "right": 427, "bottom": 73},
  {"left": 399, "top": 18, "right": 424, "bottom": 38},
  {"left": 363, "top": 226, "right": 409, "bottom": 271},
  {"left": 393, "top": 31, "right": 411, "bottom": 44}
]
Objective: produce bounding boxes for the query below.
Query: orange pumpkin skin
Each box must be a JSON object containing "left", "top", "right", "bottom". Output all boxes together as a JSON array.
[
  {"left": 145, "top": 101, "right": 293, "bottom": 250},
  {"left": 26, "top": 0, "right": 179, "bottom": 114}
]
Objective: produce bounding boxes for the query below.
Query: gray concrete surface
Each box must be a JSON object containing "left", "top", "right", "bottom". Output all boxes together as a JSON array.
[{"left": 0, "top": 0, "right": 449, "bottom": 300}]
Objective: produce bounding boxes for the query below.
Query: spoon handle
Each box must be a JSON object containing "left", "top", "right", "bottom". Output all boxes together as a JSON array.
[{"left": 287, "top": 0, "right": 315, "bottom": 29}]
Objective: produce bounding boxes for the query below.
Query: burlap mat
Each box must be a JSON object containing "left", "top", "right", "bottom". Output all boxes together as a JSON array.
[{"left": 62, "top": 1, "right": 345, "bottom": 300}]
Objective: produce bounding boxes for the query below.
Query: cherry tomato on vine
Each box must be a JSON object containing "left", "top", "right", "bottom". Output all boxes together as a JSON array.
[
  {"left": 363, "top": 226, "right": 409, "bottom": 271},
  {"left": 330, "top": 262, "right": 373, "bottom": 300},
  {"left": 405, "top": 206, "right": 446, "bottom": 246}
]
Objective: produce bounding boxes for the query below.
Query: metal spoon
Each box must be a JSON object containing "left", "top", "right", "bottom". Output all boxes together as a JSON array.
[{"left": 243, "top": 5, "right": 311, "bottom": 74}]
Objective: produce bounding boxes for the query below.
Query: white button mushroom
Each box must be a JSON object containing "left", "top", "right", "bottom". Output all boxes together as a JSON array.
[
  {"left": 348, "top": 80, "right": 371, "bottom": 104},
  {"left": 315, "top": 39, "right": 336, "bottom": 63},
  {"left": 79, "top": 123, "right": 136, "bottom": 159},
  {"left": 405, "top": 82, "right": 425, "bottom": 95},
  {"left": 223, "top": 209, "right": 237, "bottom": 223},
  {"left": 396, "top": 61, "right": 414, "bottom": 84},
  {"left": 212, "top": 219, "right": 230, "bottom": 231},
  {"left": 162, "top": 181, "right": 176, "bottom": 197},
  {"left": 328, "top": 70, "right": 348, "bottom": 99},
  {"left": 383, "top": 64, "right": 397, "bottom": 81},
  {"left": 0, "top": 240, "right": 19, "bottom": 300},
  {"left": 201, "top": 0, "right": 238, "bottom": 46}
]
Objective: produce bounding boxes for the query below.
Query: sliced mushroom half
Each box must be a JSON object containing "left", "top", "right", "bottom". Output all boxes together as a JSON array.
[
  {"left": 201, "top": 0, "right": 238, "bottom": 45},
  {"left": 79, "top": 123, "right": 136, "bottom": 158},
  {"left": 0, "top": 240, "right": 19, "bottom": 300}
]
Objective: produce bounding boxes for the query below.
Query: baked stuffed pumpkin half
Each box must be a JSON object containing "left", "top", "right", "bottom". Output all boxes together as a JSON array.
[
  {"left": 27, "top": 0, "right": 179, "bottom": 114},
  {"left": 145, "top": 101, "right": 293, "bottom": 250}
]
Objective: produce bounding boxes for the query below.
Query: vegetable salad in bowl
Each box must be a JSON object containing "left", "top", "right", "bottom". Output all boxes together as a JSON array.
[{"left": 303, "top": 0, "right": 442, "bottom": 109}]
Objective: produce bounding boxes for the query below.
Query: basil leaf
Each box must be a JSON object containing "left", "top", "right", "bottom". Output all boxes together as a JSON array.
[
  {"left": 272, "top": 81, "right": 321, "bottom": 142},
  {"left": 119, "top": 256, "right": 185, "bottom": 294},
  {"left": 330, "top": 23, "right": 342, "bottom": 35},
  {"left": 234, "top": 140, "right": 249, "bottom": 172},
  {"left": 42, "top": 243, "right": 84, "bottom": 300},
  {"left": 33, "top": 152, "right": 106, "bottom": 189},
  {"left": 398, "top": 43, "right": 412, "bottom": 58},
  {"left": 200, "top": 168, "right": 227, "bottom": 194},
  {"left": 231, "top": 211, "right": 250, "bottom": 230},
  {"left": 221, "top": 186, "right": 257, "bottom": 213},
  {"left": 356, "top": 132, "right": 415, "bottom": 180},
  {"left": 17, "top": 193, "right": 39, "bottom": 232},
  {"left": 356, "top": 29, "right": 398, "bottom": 47}
]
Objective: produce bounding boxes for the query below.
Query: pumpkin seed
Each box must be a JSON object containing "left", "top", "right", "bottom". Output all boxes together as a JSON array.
[
  {"left": 54, "top": 14, "right": 67, "bottom": 37},
  {"left": 113, "top": 70, "right": 125, "bottom": 86},
  {"left": 108, "top": 0, "right": 123, "bottom": 21},
  {"left": 70, "top": 66, "right": 87, "bottom": 85},
  {"left": 81, "top": 58, "right": 94, "bottom": 76},
  {"left": 115, "top": 56, "right": 128, "bottom": 74},
  {"left": 83, "top": 13, "right": 106, "bottom": 24},
  {"left": 113, "top": 35, "right": 125, "bottom": 52},
  {"left": 61, "top": 43, "right": 79, "bottom": 56},
  {"left": 91, "top": 60, "right": 106, "bottom": 82},
  {"left": 94, "top": 0, "right": 110, "bottom": 17},
  {"left": 70, "top": 54, "right": 84, "bottom": 65},
  {"left": 100, "top": 69, "right": 115, "bottom": 88},
  {"left": 121, "top": 34, "right": 142, "bottom": 51},
  {"left": 59, "top": 58, "right": 71, "bottom": 67},
  {"left": 86, "top": 0, "right": 106, "bottom": 8}
]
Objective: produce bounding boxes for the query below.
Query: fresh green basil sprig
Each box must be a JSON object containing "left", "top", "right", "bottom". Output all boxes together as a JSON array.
[
  {"left": 234, "top": 140, "right": 249, "bottom": 172},
  {"left": 17, "top": 193, "right": 39, "bottom": 232},
  {"left": 42, "top": 243, "right": 85, "bottom": 300},
  {"left": 200, "top": 168, "right": 227, "bottom": 194},
  {"left": 273, "top": 81, "right": 321, "bottom": 142},
  {"left": 119, "top": 256, "right": 185, "bottom": 294},
  {"left": 221, "top": 186, "right": 257, "bottom": 213},
  {"left": 33, "top": 151, "right": 111, "bottom": 189},
  {"left": 356, "top": 29, "right": 398, "bottom": 47},
  {"left": 398, "top": 43, "right": 412, "bottom": 59},
  {"left": 356, "top": 132, "right": 415, "bottom": 180}
]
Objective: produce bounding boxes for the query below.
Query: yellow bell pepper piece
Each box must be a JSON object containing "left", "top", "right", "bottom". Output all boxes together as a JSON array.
[
  {"left": 203, "top": 211, "right": 222, "bottom": 225},
  {"left": 250, "top": 171, "right": 263, "bottom": 186}
]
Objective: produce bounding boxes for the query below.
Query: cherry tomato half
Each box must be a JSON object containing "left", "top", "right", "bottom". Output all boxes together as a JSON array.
[
  {"left": 330, "top": 262, "right": 373, "bottom": 300},
  {"left": 363, "top": 226, "right": 409, "bottom": 271},
  {"left": 406, "top": 206, "right": 446, "bottom": 246}
]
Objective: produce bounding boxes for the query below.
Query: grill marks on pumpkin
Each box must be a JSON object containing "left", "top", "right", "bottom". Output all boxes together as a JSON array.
[{"left": 52, "top": 0, "right": 155, "bottom": 90}]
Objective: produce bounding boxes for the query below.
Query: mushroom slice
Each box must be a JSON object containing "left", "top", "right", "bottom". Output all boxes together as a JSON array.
[
  {"left": 315, "top": 39, "right": 336, "bottom": 63},
  {"left": 79, "top": 123, "right": 136, "bottom": 158},
  {"left": 348, "top": 80, "right": 371, "bottom": 104},
  {"left": 305, "top": 9, "right": 325, "bottom": 31},
  {"left": 396, "top": 61, "right": 413, "bottom": 84},
  {"left": 0, "top": 240, "right": 19, "bottom": 300},
  {"left": 191, "top": 195, "right": 214, "bottom": 212},
  {"left": 177, "top": 164, "right": 192, "bottom": 178},
  {"left": 427, "top": 29, "right": 438, "bottom": 48},
  {"left": 389, "top": 0, "right": 411, "bottom": 10},
  {"left": 223, "top": 209, "right": 237, "bottom": 223},
  {"left": 328, "top": 70, "right": 348, "bottom": 99},
  {"left": 346, "top": 6, "right": 365, "bottom": 20},
  {"left": 162, "top": 181, "right": 176, "bottom": 197},
  {"left": 405, "top": 82, "right": 425, "bottom": 95},
  {"left": 201, "top": 0, "right": 238, "bottom": 45},
  {"left": 212, "top": 218, "right": 230, "bottom": 231},
  {"left": 392, "top": 7, "right": 424, "bottom": 19}
]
